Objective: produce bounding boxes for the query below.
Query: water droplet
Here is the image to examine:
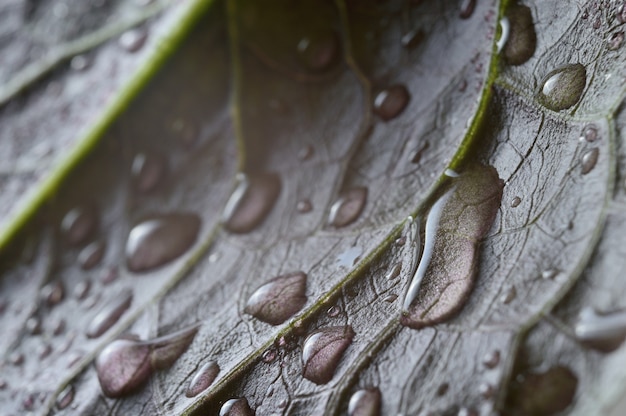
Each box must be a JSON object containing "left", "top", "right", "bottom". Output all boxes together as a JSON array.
[
  {"left": 581, "top": 148, "right": 599, "bottom": 174},
  {"left": 220, "top": 398, "right": 254, "bottom": 416},
  {"left": 39, "top": 343, "right": 53, "bottom": 359},
  {"left": 126, "top": 213, "right": 201, "bottom": 272},
  {"left": 444, "top": 168, "right": 460, "bottom": 178},
  {"left": 459, "top": 0, "right": 476, "bottom": 19},
  {"left": 401, "top": 165, "right": 503, "bottom": 329},
  {"left": 508, "top": 366, "right": 578, "bottom": 415},
  {"left": 244, "top": 272, "right": 307, "bottom": 325},
  {"left": 348, "top": 388, "right": 381, "bottom": 416},
  {"left": 383, "top": 294, "right": 398, "bottom": 303},
  {"left": 52, "top": 318, "right": 66, "bottom": 336},
  {"left": 385, "top": 263, "right": 401, "bottom": 280},
  {"left": 100, "top": 266, "right": 119, "bottom": 285},
  {"left": 74, "top": 279, "right": 91, "bottom": 299},
  {"left": 302, "top": 325, "right": 355, "bottom": 384},
  {"left": 574, "top": 307, "right": 626, "bottom": 352},
  {"left": 581, "top": 125, "right": 598, "bottom": 142},
  {"left": 608, "top": 31, "right": 625, "bottom": 50},
  {"left": 437, "top": 383, "right": 449, "bottom": 396},
  {"left": 618, "top": 3, "right": 626, "bottom": 23},
  {"left": 373, "top": 85, "right": 410, "bottom": 121},
  {"left": 61, "top": 205, "right": 98, "bottom": 246},
  {"left": 26, "top": 316, "right": 42, "bottom": 334},
  {"left": 86, "top": 289, "right": 133, "bottom": 338},
  {"left": 186, "top": 361, "right": 220, "bottom": 397},
  {"left": 540, "top": 268, "right": 559, "bottom": 280},
  {"left": 501, "top": 286, "right": 516, "bottom": 304},
  {"left": 329, "top": 187, "right": 368, "bottom": 227},
  {"left": 593, "top": 15, "right": 602, "bottom": 29},
  {"left": 479, "top": 383, "right": 495, "bottom": 399},
  {"left": 297, "top": 199, "right": 313, "bottom": 213},
  {"left": 401, "top": 28, "right": 425, "bottom": 49},
  {"left": 131, "top": 152, "right": 167, "bottom": 193},
  {"left": 56, "top": 384, "right": 74, "bottom": 410},
  {"left": 70, "top": 55, "right": 90, "bottom": 71},
  {"left": 95, "top": 325, "right": 198, "bottom": 397},
  {"left": 327, "top": 305, "right": 341, "bottom": 317},
  {"left": 458, "top": 407, "right": 478, "bottom": 416},
  {"left": 41, "top": 281, "right": 65, "bottom": 306},
  {"left": 119, "top": 28, "right": 147, "bottom": 52},
  {"left": 483, "top": 350, "right": 501, "bottom": 368},
  {"left": 262, "top": 348, "right": 277, "bottom": 363},
  {"left": 537, "top": 63, "right": 586, "bottom": 111},
  {"left": 223, "top": 173, "right": 281, "bottom": 234},
  {"left": 410, "top": 141, "right": 430, "bottom": 164},
  {"left": 78, "top": 240, "right": 105, "bottom": 270},
  {"left": 502, "top": 4, "right": 537, "bottom": 65},
  {"left": 9, "top": 351, "right": 24, "bottom": 366},
  {"left": 297, "top": 32, "right": 340, "bottom": 72},
  {"left": 510, "top": 196, "right": 522, "bottom": 207}
]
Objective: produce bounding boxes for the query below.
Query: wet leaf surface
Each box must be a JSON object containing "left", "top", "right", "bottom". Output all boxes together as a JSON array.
[{"left": 2, "top": 0, "right": 626, "bottom": 415}]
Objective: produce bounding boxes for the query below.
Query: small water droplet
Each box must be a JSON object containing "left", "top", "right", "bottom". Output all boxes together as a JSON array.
[
  {"left": 444, "top": 168, "right": 460, "bottom": 178},
  {"left": 86, "top": 289, "right": 133, "bottom": 338},
  {"left": 186, "top": 361, "right": 220, "bottom": 397},
  {"left": 95, "top": 325, "right": 198, "bottom": 397},
  {"left": 459, "top": 0, "right": 476, "bottom": 19},
  {"left": 327, "top": 305, "right": 341, "bottom": 317},
  {"left": 244, "top": 271, "right": 307, "bottom": 325},
  {"left": 70, "top": 55, "right": 90, "bottom": 71},
  {"left": 329, "top": 187, "right": 368, "bottom": 227},
  {"left": 510, "top": 196, "right": 522, "bottom": 207},
  {"left": 74, "top": 279, "right": 91, "bottom": 300},
  {"left": 26, "top": 316, "right": 42, "bottom": 334},
  {"left": 581, "top": 148, "right": 599, "bottom": 174},
  {"left": 508, "top": 366, "right": 577, "bottom": 415},
  {"left": 119, "top": 28, "right": 147, "bottom": 52},
  {"left": 131, "top": 152, "right": 167, "bottom": 193},
  {"left": 483, "top": 350, "right": 500, "bottom": 368},
  {"left": 401, "top": 28, "right": 425, "bottom": 49},
  {"left": 593, "top": 15, "right": 602, "bottom": 29},
  {"left": 410, "top": 141, "right": 430, "bottom": 164},
  {"left": 502, "top": 4, "right": 537, "bottom": 65},
  {"left": 9, "top": 352, "right": 24, "bottom": 366},
  {"left": 373, "top": 85, "right": 410, "bottom": 121},
  {"left": 581, "top": 125, "right": 598, "bottom": 142},
  {"left": 575, "top": 307, "right": 626, "bottom": 352},
  {"left": 479, "top": 382, "right": 495, "bottom": 399},
  {"left": 41, "top": 281, "right": 65, "bottom": 306},
  {"left": 618, "top": 3, "right": 626, "bottom": 23},
  {"left": 383, "top": 294, "right": 398, "bottom": 303},
  {"left": 437, "top": 383, "right": 449, "bottom": 396},
  {"left": 540, "top": 268, "right": 559, "bottom": 280},
  {"left": 537, "top": 63, "right": 586, "bottom": 111},
  {"left": 52, "top": 318, "right": 66, "bottom": 336},
  {"left": 385, "top": 263, "right": 401, "bottom": 280},
  {"left": 78, "top": 240, "right": 105, "bottom": 270},
  {"left": 61, "top": 205, "right": 98, "bottom": 246},
  {"left": 39, "top": 343, "right": 53, "bottom": 359},
  {"left": 302, "top": 325, "right": 355, "bottom": 384},
  {"left": 56, "top": 384, "right": 74, "bottom": 410},
  {"left": 297, "top": 32, "right": 340, "bottom": 72},
  {"left": 126, "top": 213, "right": 201, "bottom": 272},
  {"left": 608, "top": 31, "right": 625, "bottom": 50},
  {"left": 219, "top": 397, "right": 254, "bottom": 416},
  {"left": 262, "top": 348, "right": 277, "bottom": 363},
  {"left": 297, "top": 199, "right": 313, "bottom": 213},
  {"left": 501, "top": 286, "right": 516, "bottom": 304},
  {"left": 100, "top": 266, "right": 119, "bottom": 285},
  {"left": 348, "top": 388, "right": 381, "bottom": 416},
  {"left": 223, "top": 173, "right": 282, "bottom": 233}
]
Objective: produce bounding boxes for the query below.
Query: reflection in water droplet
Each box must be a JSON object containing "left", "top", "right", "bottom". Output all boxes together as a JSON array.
[
  {"left": 95, "top": 325, "right": 198, "bottom": 397},
  {"left": 581, "top": 148, "right": 599, "bottom": 174},
  {"left": 401, "top": 165, "right": 503, "bottom": 329},
  {"left": 336, "top": 246, "right": 363, "bottom": 268},
  {"left": 186, "top": 361, "right": 220, "bottom": 397},
  {"left": 52, "top": 318, "right": 66, "bottom": 336},
  {"left": 244, "top": 272, "right": 307, "bottom": 325},
  {"left": 126, "top": 213, "right": 201, "bottom": 272},
  {"left": 348, "top": 388, "right": 381, "bottom": 416},
  {"left": 220, "top": 397, "right": 254, "bottom": 416},
  {"left": 41, "top": 281, "right": 65, "bottom": 306},
  {"left": 329, "top": 187, "right": 368, "bottom": 227},
  {"left": 502, "top": 4, "right": 537, "bottom": 65},
  {"left": 86, "top": 289, "right": 133, "bottom": 338},
  {"left": 297, "top": 199, "right": 313, "bottom": 213},
  {"left": 327, "top": 305, "right": 341, "bottom": 317},
  {"left": 61, "top": 205, "right": 98, "bottom": 246},
  {"left": 56, "top": 384, "right": 74, "bottom": 410},
  {"left": 297, "top": 32, "right": 340, "bottom": 72},
  {"left": 373, "top": 85, "right": 410, "bottom": 121},
  {"left": 119, "top": 28, "right": 147, "bottom": 52},
  {"left": 223, "top": 173, "right": 281, "bottom": 234},
  {"left": 302, "top": 326, "right": 355, "bottom": 384},
  {"left": 496, "top": 17, "right": 510, "bottom": 53},
  {"left": 78, "top": 240, "right": 105, "bottom": 270},
  {"left": 401, "top": 28, "right": 425, "bottom": 49},
  {"left": 581, "top": 125, "right": 598, "bottom": 142},
  {"left": 510, "top": 196, "right": 522, "bottom": 207},
  {"left": 608, "top": 31, "right": 625, "bottom": 50},
  {"left": 575, "top": 307, "right": 626, "bottom": 352},
  {"left": 131, "top": 152, "right": 167, "bottom": 193},
  {"left": 508, "top": 366, "right": 577, "bottom": 416},
  {"left": 537, "top": 63, "right": 586, "bottom": 111},
  {"left": 459, "top": 0, "right": 476, "bottom": 19}
]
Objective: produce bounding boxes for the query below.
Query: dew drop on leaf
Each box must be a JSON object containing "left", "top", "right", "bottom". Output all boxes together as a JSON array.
[
  {"left": 61, "top": 205, "right": 98, "bottom": 246},
  {"left": 510, "top": 196, "right": 522, "bottom": 207},
  {"left": 302, "top": 325, "right": 355, "bottom": 385},
  {"left": 501, "top": 286, "right": 517, "bottom": 304},
  {"left": 131, "top": 152, "right": 167, "bottom": 193},
  {"left": 536, "top": 63, "right": 586, "bottom": 111},
  {"left": 479, "top": 382, "right": 495, "bottom": 399},
  {"left": 502, "top": 4, "right": 536, "bottom": 65},
  {"left": 385, "top": 263, "right": 401, "bottom": 280},
  {"left": 244, "top": 271, "right": 307, "bottom": 325},
  {"left": 607, "top": 31, "right": 625, "bottom": 51},
  {"left": 219, "top": 397, "right": 254, "bottom": 416},
  {"left": 574, "top": 307, "right": 626, "bottom": 352},
  {"left": 348, "top": 387, "right": 381, "bottom": 416},
  {"left": 77, "top": 240, "right": 105, "bottom": 270},
  {"left": 119, "top": 28, "right": 148, "bottom": 52},
  {"left": 26, "top": 316, "right": 42, "bottom": 334},
  {"left": 73, "top": 279, "right": 90, "bottom": 300},
  {"left": 581, "top": 124, "right": 598, "bottom": 142},
  {"left": 507, "top": 366, "right": 578, "bottom": 415},
  {"left": 328, "top": 187, "right": 368, "bottom": 227},
  {"left": 296, "top": 32, "right": 340, "bottom": 72},
  {"left": 483, "top": 350, "right": 501, "bottom": 369},
  {"left": 41, "top": 280, "right": 65, "bottom": 306},
  {"left": 56, "top": 384, "right": 74, "bottom": 410},
  {"left": 327, "top": 305, "right": 341, "bottom": 317},
  {"left": 459, "top": 0, "right": 476, "bottom": 19},
  {"left": 86, "top": 289, "right": 133, "bottom": 338},
  {"left": 125, "top": 213, "right": 201, "bottom": 272},
  {"left": 401, "top": 28, "right": 425, "bottom": 49},
  {"left": 262, "top": 348, "right": 277, "bottom": 363},
  {"left": 222, "top": 172, "right": 282, "bottom": 234},
  {"left": 185, "top": 360, "right": 220, "bottom": 398},
  {"left": 70, "top": 55, "right": 90, "bottom": 71},
  {"left": 373, "top": 85, "right": 410, "bottom": 121},
  {"left": 581, "top": 148, "right": 599, "bottom": 174},
  {"left": 296, "top": 199, "right": 313, "bottom": 213}
]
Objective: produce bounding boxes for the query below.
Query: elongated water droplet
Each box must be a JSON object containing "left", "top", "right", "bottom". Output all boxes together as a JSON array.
[
  {"left": 302, "top": 326, "right": 355, "bottom": 384},
  {"left": 95, "top": 325, "right": 198, "bottom": 397},
  {"left": 86, "top": 289, "right": 133, "bottom": 338},
  {"left": 26, "top": 316, "right": 42, "bottom": 334},
  {"left": 496, "top": 17, "right": 510, "bottom": 54},
  {"left": 297, "top": 32, "right": 340, "bottom": 72},
  {"left": 348, "top": 388, "right": 381, "bottom": 416},
  {"left": 220, "top": 398, "right": 254, "bottom": 416},
  {"left": 575, "top": 307, "right": 626, "bottom": 352},
  {"left": 126, "top": 213, "right": 200, "bottom": 272},
  {"left": 401, "top": 165, "right": 503, "bottom": 329},
  {"left": 510, "top": 196, "right": 522, "bottom": 207},
  {"left": 297, "top": 199, "right": 313, "bottom": 213},
  {"left": 459, "top": 0, "right": 476, "bottom": 19},
  {"left": 186, "top": 361, "right": 220, "bottom": 397},
  {"left": 502, "top": 4, "right": 536, "bottom": 65},
  {"left": 508, "top": 366, "right": 578, "bottom": 415},
  {"left": 74, "top": 279, "right": 91, "bottom": 300},
  {"left": 244, "top": 272, "right": 307, "bottom": 325},
  {"left": 78, "top": 240, "right": 105, "bottom": 270},
  {"left": 223, "top": 173, "right": 281, "bottom": 234},
  {"left": 385, "top": 263, "right": 401, "bottom": 280},
  {"left": 56, "top": 384, "right": 74, "bottom": 410},
  {"left": 329, "top": 187, "right": 368, "bottom": 227},
  {"left": 581, "top": 148, "right": 599, "bottom": 174},
  {"left": 119, "top": 28, "right": 147, "bottom": 52},
  {"left": 373, "top": 85, "right": 410, "bottom": 121},
  {"left": 537, "top": 63, "right": 586, "bottom": 111},
  {"left": 131, "top": 152, "right": 167, "bottom": 193},
  {"left": 61, "top": 205, "right": 98, "bottom": 246},
  {"left": 401, "top": 28, "right": 425, "bottom": 49}
]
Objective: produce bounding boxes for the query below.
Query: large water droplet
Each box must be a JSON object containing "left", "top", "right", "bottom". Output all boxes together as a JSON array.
[
  {"left": 502, "top": 4, "right": 536, "bottom": 65},
  {"left": 219, "top": 398, "right": 254, "bottom": 416},
  {"left": 56, "top": 384, "right": 74, "bottom": 410},
  {"left": 186, "top": 361, "right": 220, "bottom": 397},
  {"left": 223, "top": 173, "right": 281, "bottom": 234},
  {"left": 401, "top": 165, "right": 503, "bottom": 329},
  {"left": 297, "top": 32, "right": 340, "bottom": 72},
  {"left": 95, "top": 325, "right": 198, "bottom": 397},
  {"left": 244, "top": 272, "right": 307, "bottom": 325},
  {"left": 61, "top": 205, "right": 98, "bottom": 246},
  {"left": 373, "top": 85, "right": 410, "bottom": 121},
  {"left": 126, "top": 213, "right": 201, "bottom": 272},
  {"left": 537, "top": 63, "right": 586, "bottom": 111},
  {"left": 131, "top": 152, "right": 167, "bottom": 193},
  {"left": 78, "top": 240, "right": 105, "bottom": 270},
  {"left": 508, "top": 366, "right": 578, "bottom": 416},
  {"left": 581, "top": 148, "right": 599, "bottom": 174},
  {"left": 348, "top": 388, "right": 381, "bottom": 416},
  {"left": 575, "top": 307, "right": 626, "bottom": 352},
  {"left": 328, "top": 187, "right": 368, "bottom": 227},
  {"left": 302, "top": 325, "right": 355, "bottom": 384},
  {"left": 86, "top": 289, "right": 133, "bottom": 338}
]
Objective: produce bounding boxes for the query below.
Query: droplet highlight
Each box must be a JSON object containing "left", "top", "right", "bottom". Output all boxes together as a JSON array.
[
  {"left": 575, "top": 307, "right": 626, "bottom": 352},
  {"left": 244, "top": 271, "right": 307, "bottom": 325},
  {"left": 348, "top": 388, "right": 381, "bottom": 416},
  {"left": 56, "top": 384, "right": 74, "bottom": 410},
  {"left": 537, "top": 63, "right": 586, "bottom": 111},
  {"left": 86, "top": 289, "right": 133, "bottom": 338},
  {"left": 373, "top": 85, "right": 410, "bottom": 121},
  {"left": 223, "top": 173, "right": 281, "bottom": 234},
  {"left": 186, "top": 361, "right": 220, "bottom": 397},
  {"left": 302, "top": 325, "right": 355, "bottom": 384},
  {"left": 328, "top": 187, "right": 368, "bottom": 227}
]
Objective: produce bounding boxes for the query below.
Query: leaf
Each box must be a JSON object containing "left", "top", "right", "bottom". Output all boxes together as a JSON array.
[{"left": 1, "top": 0, "right": 626, "bottom": 415}]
